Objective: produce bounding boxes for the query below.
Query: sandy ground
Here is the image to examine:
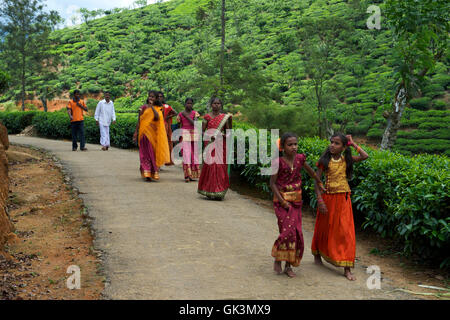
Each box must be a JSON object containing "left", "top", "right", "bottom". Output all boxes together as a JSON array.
[
  {"left": 1, "top": 145, "right": 103, "bottom": 299},
  {"left": 5, "top": 136, "right": 449, "bottom": 300}
]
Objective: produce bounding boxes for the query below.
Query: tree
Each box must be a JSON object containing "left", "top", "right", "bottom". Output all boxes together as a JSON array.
[
  {"left": 220, "top": 0, "right": 226, "bottom": 94},
  {"left": 0, "top": 0, "right": 61, "bottom": 110},
  {"left": 134, "top": 0, "right": 148, "bottom": 8},
  {"left": 0, "top": 69, "right": 11, "bottom": 94},
  {"left": 380, "top": 0, "right": 449, "bottom": 150},
  {"left": 78, "top": 8, "right": 104, "bottom": 26},
  {"left": 300, "top": 16, "right": 350, "bottom": 138}
]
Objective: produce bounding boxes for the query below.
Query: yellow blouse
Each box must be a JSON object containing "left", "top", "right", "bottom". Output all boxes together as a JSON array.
[{"left": 325, "top": 156, "right": 351, "bottom": 194}]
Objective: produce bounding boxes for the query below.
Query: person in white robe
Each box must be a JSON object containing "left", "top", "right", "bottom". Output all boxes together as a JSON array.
[{"left": 94, "top": 92, "right": 116, "bottom": 151}]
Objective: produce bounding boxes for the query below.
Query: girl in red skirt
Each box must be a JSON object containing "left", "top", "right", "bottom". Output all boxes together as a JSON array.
[{"left": 311, "top": 133, "right": 369, "bottom": 280}]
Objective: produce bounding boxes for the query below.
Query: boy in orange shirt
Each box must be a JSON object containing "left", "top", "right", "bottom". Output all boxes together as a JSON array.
[{"left": 67, "top": 90, "right": 88, "bottom": 151}]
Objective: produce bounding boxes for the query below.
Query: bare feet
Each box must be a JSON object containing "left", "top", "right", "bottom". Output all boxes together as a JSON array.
[
  {"left": 284, "top": 266, "right": 296, "bottom": 278},
  {"left": 314, "top": 254, "right": 323, "bottom": 265},
  {"left": 273, "top": 261, "right": 282, "bottom": 274},
  {"left": 344, "top": 267, "right": 356, "bottom": 281}
]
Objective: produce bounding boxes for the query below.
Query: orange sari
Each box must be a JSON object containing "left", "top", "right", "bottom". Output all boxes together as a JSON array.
[
  {"left": 311, "top": 157, "right": 356, "bottom": 267},
  {"left": 138, "top": 105, "right": 170, "bottom": 176}
]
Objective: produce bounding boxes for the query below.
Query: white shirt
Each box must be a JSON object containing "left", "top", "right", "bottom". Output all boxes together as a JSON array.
[{"left": 94, "top": 99, "right": 116, "bottom": 126}]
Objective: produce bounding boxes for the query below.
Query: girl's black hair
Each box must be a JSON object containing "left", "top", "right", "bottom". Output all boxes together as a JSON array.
[
  {"left": 279, "top": 132, "right": 298, "bottom": 157},
  {"left": 148, "top": 90, "right": 162, "bottom": 106},
  {"left": 317, "top": 133, "right": 353, "bottom": 179},
  {"left": 209, "top": 96, "right": 223, "bottom": 108},
  {"left": 73, "top": 89, "right": 80, "bottom": 95},
  {"left": 185, "top": 97, "right": 194, "bottom": 104}
]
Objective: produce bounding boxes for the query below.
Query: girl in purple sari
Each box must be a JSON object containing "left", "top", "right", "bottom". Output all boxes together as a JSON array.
[{"left": 270, "top": 133, "right": 324, "bottom": 277}]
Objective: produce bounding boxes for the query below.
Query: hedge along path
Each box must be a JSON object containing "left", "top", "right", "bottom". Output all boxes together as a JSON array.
[{"left": 8, "top": 135, "right": 415, "bottom": 300}]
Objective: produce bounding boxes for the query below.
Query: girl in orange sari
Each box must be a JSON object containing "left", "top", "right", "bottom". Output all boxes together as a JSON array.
[
  {"left": 311, "top": 133, "right": 369, "bottom": 280},
  {"left": 270, "top": 133, "right": 325, "bottom": 278},
  {"left": 197, "top": 97, "right": 232, "bottom": 200},
  {"left": 133, "top": 90, "right": 170, "bottom": 181}
]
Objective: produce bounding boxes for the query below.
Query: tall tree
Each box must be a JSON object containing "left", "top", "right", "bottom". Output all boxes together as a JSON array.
[
  {"left": 0, "top": 0, "right": 61, "bottom": 110},
  {"left": 219, "top": 0, "right": 226, "bottom": 94},
  {"left": 78, "top": 8, "right": 104, "bottom": 26},
  {"left": 380, "top": 0, "right": 448, "bottom": 150},
  {"left": 0, "top": 69, "right": 10, "bottom": 94},
  {"left": 300, "top": 16, "right": 350, "bottom": 138}
]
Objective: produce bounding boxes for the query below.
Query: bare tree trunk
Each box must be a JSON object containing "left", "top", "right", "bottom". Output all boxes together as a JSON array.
[
  {"left": 380, "top": 85, "right": 408, "bottom": 150},
  {"left": 21, "top": 53, "right": 26, "bottom": 111},
  {"left": 220, "top": 0, "right": 225, "bottom": 92},
  {"left": 315, "top": 84, "right": 322, "bottom": 138}
]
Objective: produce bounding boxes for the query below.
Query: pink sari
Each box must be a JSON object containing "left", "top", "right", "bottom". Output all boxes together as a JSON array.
[
  {"left": 178, "top": 110, "right": 201, "bottom": 179},
  {"left": 271, "top": 154, "right": 306, "bottom": 267}
]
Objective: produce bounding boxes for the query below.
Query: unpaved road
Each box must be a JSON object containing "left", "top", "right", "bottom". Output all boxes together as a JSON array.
[{"left": 9, "top": 136, "right": 414, "bottom": 300}]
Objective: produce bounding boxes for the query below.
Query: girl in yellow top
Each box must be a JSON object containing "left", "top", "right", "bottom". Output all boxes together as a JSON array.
[
  {"left": 133, "top": 90, "right": 170, "bottom": 181},
  {"left": 311, "top": 133, "right": 369, "bottom": 281}
]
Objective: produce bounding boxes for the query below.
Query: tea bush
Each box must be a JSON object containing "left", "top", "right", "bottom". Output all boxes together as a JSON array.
[{"left": 0, "top": 111, "right": 38, "bottom": 133}]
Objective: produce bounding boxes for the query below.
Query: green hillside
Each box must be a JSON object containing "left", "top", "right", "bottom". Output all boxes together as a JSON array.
[{"left": 2, "top": 0, "right": 449, "bottom": 155}]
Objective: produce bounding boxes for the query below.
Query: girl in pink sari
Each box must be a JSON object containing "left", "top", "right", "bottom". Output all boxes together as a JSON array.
[
  {"left": 197, "top": 97, "right": 232, "bottom": 200},
  {"left": 177, "top": 98, "right": 201, "bottom": 182},
  {"left": 270, "top": 133, "right": 325, "bottom": 277}
]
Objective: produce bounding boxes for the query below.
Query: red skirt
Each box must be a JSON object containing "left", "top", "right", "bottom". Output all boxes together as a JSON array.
[
  {"left": 197, "top": 162, "right": 229, "bottom": 200},
  {"left": 139, "top": 135, "right": 157, "bottom": 178},
  {"left": 271, "top": 202, "right": 304, "bottom": 267},
  {"left": 311, "top": 193, "right": 355, "bottom": 267}
]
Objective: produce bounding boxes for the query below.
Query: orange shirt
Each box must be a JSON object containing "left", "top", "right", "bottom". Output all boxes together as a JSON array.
[{"left": 68, "top": 99, "right": 87, "bottom": 122}]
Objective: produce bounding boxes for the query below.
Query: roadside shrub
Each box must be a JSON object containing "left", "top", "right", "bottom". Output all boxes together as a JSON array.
[
  {"left": 0, "top": 111, "right": 38, "bottom": 133},
  {"left": 32, "top": 112, "right": 138, "bottom": 149}
]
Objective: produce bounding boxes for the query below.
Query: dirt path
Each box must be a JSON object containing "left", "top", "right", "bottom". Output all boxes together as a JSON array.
[
  {"left": 1, "top": 145, "right": 103, "bottom": 300},
  {"left": 8, "top": 136, "right": 419, "bottom": 300}
]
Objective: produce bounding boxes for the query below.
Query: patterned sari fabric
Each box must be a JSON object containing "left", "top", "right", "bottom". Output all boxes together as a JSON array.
[
  {"left": 138, "top": 105, "right": 170, "bottom": 178},
  {"left": 178, "top": 110, "right": 201, "bottom": 179},
  {"left": 311, "top": 156, "right": 356, "bottom": 267},
  {"left": 197, "top": 113, "right": 231, "bottom": 200},
  {"left": 271, "top": 154, "right": 306, "bottom": 267}
]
